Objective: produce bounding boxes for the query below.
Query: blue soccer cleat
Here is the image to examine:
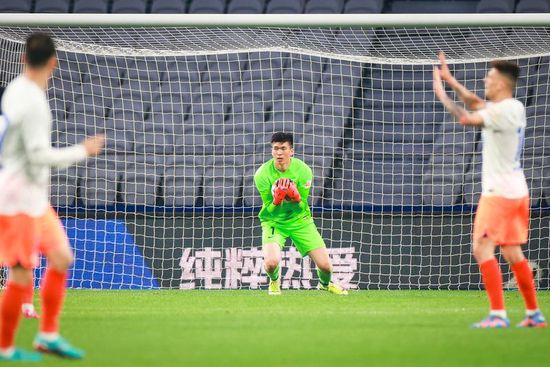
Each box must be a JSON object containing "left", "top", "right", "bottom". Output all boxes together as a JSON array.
[
  {"left": 33, "top": 335, "right": 85, "bottom": 359},
  {"left": 472, "top": 315, "right": 510, "bottom": 329},
  {"left": 517, "top": 311, "right": 548, "bottom": 328},
  {"left": 0, "top": 347, "right": 42, "bottom": 362}
]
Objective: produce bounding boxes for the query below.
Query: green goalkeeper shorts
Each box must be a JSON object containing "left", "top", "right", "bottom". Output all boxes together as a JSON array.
[{"left": 261, "top": 216, "right": 326, "bottom": 257}]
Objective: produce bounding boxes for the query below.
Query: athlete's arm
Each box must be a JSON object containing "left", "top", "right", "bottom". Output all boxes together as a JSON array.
[
  {"left": 438, "top": 52, "right": 486, "bottom": 111},
  {"left": 21, "top": 106, "right": 101, "bottom": 168},
  {"left": 434, "top": 66, "right": 484, "bottom": 127},
  {"left": 254, "top": 171, "right": 278, "bottom": 213}
]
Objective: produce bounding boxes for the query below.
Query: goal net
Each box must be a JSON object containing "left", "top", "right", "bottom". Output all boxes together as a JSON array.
[{"left": 0, "top": 15, "right": 549, "bottom": 290}]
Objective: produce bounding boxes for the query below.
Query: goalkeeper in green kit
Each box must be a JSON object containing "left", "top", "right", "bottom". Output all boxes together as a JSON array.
[{"left": 254, "top": 132, "right": 348, "bottom": 296}]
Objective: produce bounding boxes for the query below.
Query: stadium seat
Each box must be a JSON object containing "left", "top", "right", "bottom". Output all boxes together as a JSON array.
[
  {"left": 476, "top": 0, "right": 515, "bottom": 12},
  {"left": 111, "top": 0, "right": 147, "bottom": 13},
  {"left": 304, "top": 0, "right": 344, "bottom": 14},
  {"left": 516, "top": 0, "right": 550, "bottom": 12},
  {"left": 242, "top": 166, "right": 262, "bottom": 207},
  {"left": 203, "top": 156, "right": 244, "bottom": 207},
  {"left": 0, "top": 0, "right": 32, "bottom": 12},
  {"left": 162, "top": 60, "right": 201, "bottom": 83},
  {"left": 344, "top": 0, "right": 384, "bottom": 13},
  {"left": 227, "top": 0, "right": 265, "bottom": 13},
  {"left": 163, "top": 156, "right": 204, "bottom": 207},
  {"left": 188, "top": 0, "right": 226, "bottom": 13},
  {"left": 50, "top": 166, "right": 79, "bottom": 208},
  {"left": 150, "top": 0, "right": 186, "bottom": 13},
  {"left": 121, "top": 155, "right": 162, "bottom": 206},
  {"left": 330, "top": 157, "right": 424, "bottom": 207},
  {"left": 34, "top": 0, "right": 71, "bottom": 13},
  {"left": 73, "top": 0, "right": 109, "bottom": 13},
  {"left": 80, "top": 155, "right": 121, "bottom": 207},
  {"left": 389, "top": 0, "right": 478, "bottom": 13},
  {"left": 422, "top": 155, "right": 467, "bottom": 206},
  {"left": 266, "top": 0, "right": 304, "bottom": 13}
]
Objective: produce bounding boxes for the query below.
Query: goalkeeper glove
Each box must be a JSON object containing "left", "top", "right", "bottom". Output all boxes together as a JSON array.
[
  {"left": 287, "top": 181, "right": 301, "bottom": 203},
  {"left": 272, "top": 178, "right": 290, "bottom": 205}
]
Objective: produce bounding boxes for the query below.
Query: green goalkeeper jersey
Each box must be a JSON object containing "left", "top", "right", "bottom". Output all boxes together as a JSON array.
[{"left": 254, "top": 157, "right": 313, "bottom": 224}]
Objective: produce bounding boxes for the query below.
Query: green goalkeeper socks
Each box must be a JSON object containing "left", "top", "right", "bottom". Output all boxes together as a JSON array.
[
  {"left": 266, "top": 265, "right": 280, "bottom": 281},
  {"left": 317, "top": 269, "right": 332, "bottom": 287}
]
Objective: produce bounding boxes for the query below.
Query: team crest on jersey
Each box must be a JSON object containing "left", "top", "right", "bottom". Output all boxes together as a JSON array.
[{"left": 305, "top": 180, "right": 311, "bottom": 189}]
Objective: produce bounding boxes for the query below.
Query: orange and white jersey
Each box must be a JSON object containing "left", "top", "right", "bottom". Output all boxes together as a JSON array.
[
  {"left": 0, "top": 75, "right": 87, "bottom": 217},
  {"left": 478, "top": 98, "right": 529, "bottom": 199}
]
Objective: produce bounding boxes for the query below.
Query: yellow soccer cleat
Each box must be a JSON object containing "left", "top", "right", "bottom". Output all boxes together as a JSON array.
[
  {"left": 318, "top": 282, "right": 348, "bottom": 296},
  {"left": 268, "top": 278, "right": 281, "bottom": 295}
]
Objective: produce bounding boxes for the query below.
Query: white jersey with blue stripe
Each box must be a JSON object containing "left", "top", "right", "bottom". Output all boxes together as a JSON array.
[
  {"left": 478, "top": 98, "right": 529, "bottom": 199},
  {"left": 0, "top": 75, "right": 87, "bottom": 216}
]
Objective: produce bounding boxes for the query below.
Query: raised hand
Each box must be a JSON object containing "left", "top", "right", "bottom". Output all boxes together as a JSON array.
[{"left": 438, "top": 51, "right": 453, "bottom": 82}]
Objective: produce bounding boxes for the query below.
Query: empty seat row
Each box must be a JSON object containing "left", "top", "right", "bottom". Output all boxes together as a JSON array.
[
  {"left": 3, "top": 0, "right": 548, "bottom": 14},
  {"left": 49, "top": 153, "right": 334, "bottom": 208},
  {"left": 0, "top": 0, "right": 386, "bottom": 14}
]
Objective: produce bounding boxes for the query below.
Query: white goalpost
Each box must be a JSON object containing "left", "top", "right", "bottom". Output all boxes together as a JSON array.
[{"left": 0, "top": 13, "right": 549, "bottom": 290}]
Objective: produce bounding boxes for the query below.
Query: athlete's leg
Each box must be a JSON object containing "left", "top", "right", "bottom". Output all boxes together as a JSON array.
[
  {"left": 308, "top": 247, "right": 332, "bottom": 286},
  {"left": 502, "top": 245, "right": 538, "bottom": 310},
  {"left": 263, "top": 243, "right": 282, "bottom": 281}
]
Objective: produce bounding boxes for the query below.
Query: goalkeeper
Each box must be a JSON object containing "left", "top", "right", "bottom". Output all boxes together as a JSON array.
[{"left": 254, "top": 132, "right": 347, "bottom": 295}]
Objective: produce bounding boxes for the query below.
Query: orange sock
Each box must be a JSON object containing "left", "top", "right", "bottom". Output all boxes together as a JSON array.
[
  {"left": 0, "top": 282, "right": 30, "bottom": 348},
  {"left": 511, "top": 259, "right": 539, "bottom": 310},
  {"left": 479, "top": 258, "right": 505, "bottom": 311},
  {"left": 39, "top": 268, "right": 67, "bottom": 333}
]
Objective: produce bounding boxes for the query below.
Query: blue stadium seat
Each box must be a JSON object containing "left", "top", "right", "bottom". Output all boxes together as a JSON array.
[
  {"left": 330, "top": 157, "right": 424, "bottom": 207},
  {"left": 162, "top": 60, "right": 201, "bottom": 82},
  {"left": 334, "top": 29, "right": 376, "bottom": 51},
  {"left": 80, "top": 155, "right": 121, "bottom": 207},
  {"left": 150, "top": 0, "right": 186, "bottom": 13},
  {"left": 133, "top": 130, "right": 176, "bottom": 155},
  {"left": 389, "top": 0, "right": 478, "bottom": 13},
  {"left": 0, "top": 0, "right": 32, "bottom": 12},
  {"left": 422, "top": 154, "right": 468, "bottom": 206},
  {"left": 227, "top": 0, "right": 265, "bottom": 13},
  {"left": 304, "top": 0, "right": 343, "bottom": 13},
  {"left": 126, "top": 61, "right": 162, "bottom": 81},
  {"left": 299, "top": 155, "right": 332, "bottom": 206},
  {"left": 266, "top": 0, "right": 304, "bottom": 13},
  {"left": 323, "top": 61, "right": 363, "bottom": 83},
  {"left": 203, "top": 156, "right": 244, "bottom": 207},
  {"left": 369, "top": 66, "right": 430, "bottom": 91},
  {"left": 71, "top": 94, "right": 108, "bottom": 119},
  {"left": 172, "top": 124, "right": 216, "bottom": 155},
  {"left": 93, "top": 118, "right": 134, "bottom": 153},
  {"left": 163, "top": 156, "right": 203, "bottom": 207},
  {"left": 297, "top": 125, "right": 343, "bottom": 155},
  {"left": 121, "top": 155, "right": 162, "bottom": 206},
  {"left": 111, "top": 0, "right": 147, "bottom": 13},
  {"left": 476, "top": 0, "right": 515, "bottom": 12},
  {"left": 34, "top": 0, "right": 71, "bottom": 13},
  {"left": 73, "top": 0, "right": 109, "bottom": 13},
  {"left": 50, "top": 166, "right": 79, "bottom": 207},
  {"left": 516, "top": 0, "right": 550, "bottom": 12},
  {"left": 188, "top": 0, "right": 226, "bottom": 13},
  {"left": 344, "top": 0, "right": 384, "bottom": 13}
]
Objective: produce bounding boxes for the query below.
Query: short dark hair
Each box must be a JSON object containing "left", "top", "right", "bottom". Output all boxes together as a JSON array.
[
  {"left": 271, "top": 132, "right": 293, "bottom": 147},
  {"left": 25, "top": 33, "right": 56, "bottom": 68},
  {"left": 490, "top": 60, "right": 520, "bottom": 86}
]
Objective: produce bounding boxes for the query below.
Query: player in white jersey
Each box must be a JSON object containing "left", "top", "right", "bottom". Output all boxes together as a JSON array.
[
  {"left": 0, "top": 33, "right": 104, "bottom": 361},
  {"left": 433, "top": 52, "right": 546, "bottom": 328}
]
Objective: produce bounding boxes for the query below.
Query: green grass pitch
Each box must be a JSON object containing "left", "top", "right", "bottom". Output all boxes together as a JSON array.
[{"left": 16, "top": 290, "right": 550, "bottom": 367}]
